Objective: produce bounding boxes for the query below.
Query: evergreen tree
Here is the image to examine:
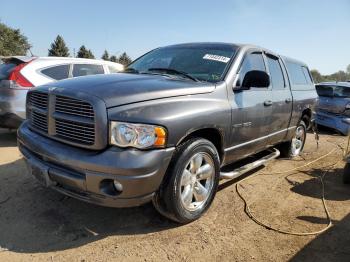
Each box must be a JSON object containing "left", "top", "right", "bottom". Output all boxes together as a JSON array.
[
  {"left": 77, "top": 45, "right": 95, "bottom": 59},
  {"left": 110, "top": 55, "right": 118, "bottom": 63},
  {"left": 48, "top": 35, "right": 70, "bottom": 57},
  {"left": 87, "top": 49, "right": 95, "bottom": 59},
  {"left": 101, "top": 50, "right": 109, "bottom": 60},
  {"left": 117, "top": 52, "right": 132, "bottom": 66},
  {"left": 0, "top": 22, "right": 31, "bottom": 56}
]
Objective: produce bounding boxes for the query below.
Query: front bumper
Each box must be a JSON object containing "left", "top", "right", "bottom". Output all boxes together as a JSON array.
[
  {"left": 18, "top": 121, "right": 175, "bottom": 207},
  {"left": 315, "top": 111, "right": 350, "bottom": 135},
  {"left": 0, "top": 86, "right": 27, "bottom": 128}
]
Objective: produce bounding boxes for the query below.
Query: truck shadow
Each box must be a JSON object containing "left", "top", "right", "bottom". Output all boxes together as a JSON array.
[
  {"left": 290, "top": 213, "right": 350, "bottom": 262},
  {"left": 287, "top": 167, "right": 350, "bottom": 202},
  {"left": 0, "top": 158, "right": 176, "bottom": 254},
  {"left": 0, "top": 129, "right": 17, "bottom": 147}
]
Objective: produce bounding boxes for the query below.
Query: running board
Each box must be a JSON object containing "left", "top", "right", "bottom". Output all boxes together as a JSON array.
[{"left": 220, "top": 148, "right": 280, "bottom": 180}]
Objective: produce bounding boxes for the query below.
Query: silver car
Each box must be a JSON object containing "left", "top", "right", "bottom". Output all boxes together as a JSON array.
[{"left": 0, "top": 56, "right": 123, "bottom": 128}]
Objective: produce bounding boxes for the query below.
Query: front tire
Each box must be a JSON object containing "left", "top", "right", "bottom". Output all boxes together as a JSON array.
[{"left": 153, "top": 138, "right": 220, "bottom": 224}]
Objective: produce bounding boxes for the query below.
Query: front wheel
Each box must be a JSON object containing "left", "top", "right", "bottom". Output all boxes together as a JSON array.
[
  {"left": 153, "top": 138, "right": 220, "bottom": 224},
  {"left": 280, "top": 120, "right": 307, "bottom": 158}
]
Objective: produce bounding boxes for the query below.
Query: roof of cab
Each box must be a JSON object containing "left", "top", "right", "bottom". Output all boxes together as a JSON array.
[{"left": 160, "top": 42, "right": 309, "bottom": 67}]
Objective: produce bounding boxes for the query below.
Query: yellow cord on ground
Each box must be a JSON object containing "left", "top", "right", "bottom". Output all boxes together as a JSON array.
[{"left": 235, "top": 144, "right": 345, "bottom": 236}]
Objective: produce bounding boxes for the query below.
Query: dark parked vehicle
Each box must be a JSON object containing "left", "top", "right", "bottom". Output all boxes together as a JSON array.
[
  {"left": 17, "top": 43, "right": 317, "bottom": 223},
  {"left": 315, "top": 82, "right": 350, "bottom": 135}
]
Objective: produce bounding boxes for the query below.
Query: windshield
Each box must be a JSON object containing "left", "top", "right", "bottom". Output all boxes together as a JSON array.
[{"left": 127, "top": 44, "right": 237, "bottom": 83}]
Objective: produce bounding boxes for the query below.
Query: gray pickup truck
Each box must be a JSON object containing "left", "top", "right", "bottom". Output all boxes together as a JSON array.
[{"left": 17, "top": 43, "right": 317, "bottom": 223}]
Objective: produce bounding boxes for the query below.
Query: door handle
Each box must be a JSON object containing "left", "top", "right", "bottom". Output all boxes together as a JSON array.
[
  {"left": 285, "top": 98, "right": 292, "bottom": 103},
  {"left": 264, "top": 100, "right": 273, "bottom": 106}
]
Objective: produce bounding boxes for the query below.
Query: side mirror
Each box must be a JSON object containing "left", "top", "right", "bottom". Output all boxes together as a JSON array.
[{"left": 234, "top": 70, "right": 270, "bottom": 90}]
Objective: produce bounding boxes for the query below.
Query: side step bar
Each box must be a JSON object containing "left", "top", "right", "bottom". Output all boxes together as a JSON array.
[{"left": 220, "top": 148, "right": 280, "bottom": 180}]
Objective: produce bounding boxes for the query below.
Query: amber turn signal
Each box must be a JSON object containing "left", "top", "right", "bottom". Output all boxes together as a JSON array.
[{"left": 154, "top": 127, "right": 167, "bottom": 147}]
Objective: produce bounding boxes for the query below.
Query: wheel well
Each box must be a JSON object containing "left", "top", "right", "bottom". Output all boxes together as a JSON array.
[
  {"left": 177, "top": 128, "right": 224, "bottom": 162},
  {"left": 301, "top": 108, "right": 312, "bottom": 128}
]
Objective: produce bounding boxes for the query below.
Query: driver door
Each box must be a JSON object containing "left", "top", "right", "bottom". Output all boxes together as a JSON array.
[{"left": 225, "top": 51, "right": 272, "bottom": 163}]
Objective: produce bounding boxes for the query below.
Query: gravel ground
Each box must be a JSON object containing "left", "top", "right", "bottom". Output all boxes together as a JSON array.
[{"left": 0, "top": 128, "right": 350, "bottom": 262}]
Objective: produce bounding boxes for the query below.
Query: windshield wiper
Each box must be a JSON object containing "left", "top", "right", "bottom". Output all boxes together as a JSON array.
[
  {"left": 124, "top": 67, "right": 139, "bottom": 74},
  {"left": 147, "top": 68, "right": 200, "bottom": 82}
]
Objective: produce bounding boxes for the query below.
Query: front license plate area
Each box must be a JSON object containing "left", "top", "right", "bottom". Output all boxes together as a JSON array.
[
  {"left": 26, "top": 161, "right": 51, "bottom": 187},
  {"left": 31, "top": 165, "right": 48, "bottom": 186}
]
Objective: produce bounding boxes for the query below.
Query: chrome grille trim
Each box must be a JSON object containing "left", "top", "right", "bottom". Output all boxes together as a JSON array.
[
  {"left": 31, "top": 111, "right": 48, "bottom": 132},
  {"left": 55, "top": 95, "right": 94, "bottom": 119},
  {"left": 27, "top": 91, "right": 99, "bottom": 148},
  {"left": 28, "top": 92, "right": 48, "bottom": 110},
  {"left": 55, "top": 119, "right": 95, "bottom": 145}
]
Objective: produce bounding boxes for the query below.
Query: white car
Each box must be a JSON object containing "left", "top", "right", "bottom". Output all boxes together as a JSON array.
[{"left": 0, "top": 56, "right": 123, "bottom": 128}]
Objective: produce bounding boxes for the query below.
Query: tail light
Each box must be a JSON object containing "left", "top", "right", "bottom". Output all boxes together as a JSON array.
[{"left": 8, "top": 61, "right": 34, "bottom": 88}]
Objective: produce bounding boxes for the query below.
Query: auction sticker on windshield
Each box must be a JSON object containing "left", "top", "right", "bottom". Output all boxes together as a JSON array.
[{"left": 203, "top": 54, "right": 230, "bottom": 63}]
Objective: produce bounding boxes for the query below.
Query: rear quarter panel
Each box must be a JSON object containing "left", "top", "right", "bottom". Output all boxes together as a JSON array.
[
  {"left": 281, "top": 56, "right": 318, "bottom": 133},
  {"left": 290, "top": 87, "right": 318, "bottom": 129}
]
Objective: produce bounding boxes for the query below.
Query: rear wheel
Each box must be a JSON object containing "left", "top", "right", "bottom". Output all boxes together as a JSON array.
[
  {"left": 153, "top": 138, "right": 220, "bottom": 223},
  {"left": 280, "top": 120, "right": 307, "bottom": 158}
]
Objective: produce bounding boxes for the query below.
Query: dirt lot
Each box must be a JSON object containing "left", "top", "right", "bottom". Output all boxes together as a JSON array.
[{"left": 0, "top": 128, "right": 350, "bottom": 262}]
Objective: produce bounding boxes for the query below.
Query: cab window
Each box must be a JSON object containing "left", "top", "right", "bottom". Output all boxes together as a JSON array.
[
  {"left": 266, "top": 56, "right": 285, "bottom": 89},
  {"left": 237, "top": 52, "right": 266, "bottom": 87}
]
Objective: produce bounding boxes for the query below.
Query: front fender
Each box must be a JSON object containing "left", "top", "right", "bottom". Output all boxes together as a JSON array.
[{"left": 107, "top": 87, "right": 231, "bottom": 148}]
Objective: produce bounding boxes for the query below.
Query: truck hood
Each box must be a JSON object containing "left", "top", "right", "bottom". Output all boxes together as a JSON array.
[{"left": 40, "top": 73, "right": 215, "bottom": 108}]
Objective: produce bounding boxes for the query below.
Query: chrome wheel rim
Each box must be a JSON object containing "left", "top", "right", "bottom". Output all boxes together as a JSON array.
[
  {"left": 179, "top": 152, "right": 215, "bottom": 211},
  {"left": 291, "top": 125, "right": 305, "bottom": 156}
]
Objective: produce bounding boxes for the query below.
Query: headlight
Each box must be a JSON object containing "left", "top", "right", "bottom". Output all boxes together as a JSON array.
[
  {"left": 346, "top": 103, "right": 350, "bottom": 110},
  {"left": 110, "top": 121, "right": 167, "bottom": 149}
]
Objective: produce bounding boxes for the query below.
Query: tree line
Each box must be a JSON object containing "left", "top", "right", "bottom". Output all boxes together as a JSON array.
[
  {"left": 0, "top": 22, "right": 132, "bottom": 66},
  {"left": 48, "top": 35, "right": 132, "bottom": 66},
  {"left": 1, "top": 21, "right": 349, "bottom": 77},
  {"left": 310, "top": 66, "right": 350, "bottom": 83}
]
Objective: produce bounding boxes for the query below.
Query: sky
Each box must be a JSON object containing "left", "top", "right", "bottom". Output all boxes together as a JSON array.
[{"left": 1, "top": 0, "right": 349, "bottom": 75}]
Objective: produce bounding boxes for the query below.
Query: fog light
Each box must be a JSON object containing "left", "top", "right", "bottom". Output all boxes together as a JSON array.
[
  {"left": 100, "top": 179, "right": 123, "bottom": 196},
  {"left": 113, "top": 180, "right": 123, "bottom": 192}
]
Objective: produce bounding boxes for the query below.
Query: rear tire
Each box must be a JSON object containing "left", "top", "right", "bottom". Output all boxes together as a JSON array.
[
  {"left": 280, "top": 120, "right": 307, "bottom": 158},
  {"left": 343, "top": 163, "right": 350, "bottom": 184},
  {"left": 153, "top": 138, "right": 220, "bottom": 224}
]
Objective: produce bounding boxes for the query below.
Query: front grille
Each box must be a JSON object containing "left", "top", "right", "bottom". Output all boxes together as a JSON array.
[
  {"left": 56, "top": 118, "right": 95, "bottom": 145},
  {"left": 28, "top": 92, "right": 48, "bottom": 110},
  {"left": 55, "top": 95, "right": 94, "bottom": 119},
  {"left": 31, "top": 111, "right": 48, "bottom": 132},
  {"left": 27, "top": 91, "right": 99, "bottom": 148}
]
